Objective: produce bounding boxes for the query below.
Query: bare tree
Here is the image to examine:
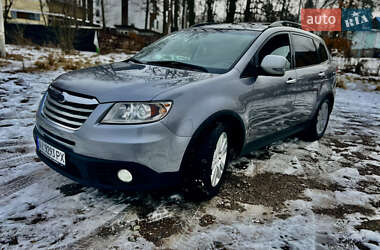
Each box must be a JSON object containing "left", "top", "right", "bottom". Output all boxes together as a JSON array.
[
  {"left": 304, "top": 0, "right": 314, "bottom": 8},
  {"left": 38, "top": 0, "right": 48, "bottom": 25},
  {"left": 0, "top": 0, "right": 6, "bottom": 57},
  {"left": 3, "top": 0, "right": 14, "bottom": 24},
  {"left": 88, "top": 0, "right": 94, "bottom": 24},
  {"left": 244, "top": 0, "right": 252, "bottom": 22},
  {"left": 81, "top": 0, "right": 87, "bottom": 25},
  {"left": 187, "top": 0, "right": 195, "bottom": 26},
  {"left": 145, "top": 0, "right": 149, "bottom": 29},
  {"left": 262, "top": 1, "right": 276, "bottom": 22},
  {"left": 163, "top": 0, "right": 169, "bottom": 33},
  {"left": 172, "top": 0, "right": 179, "bottom": 31},
  {"left": 181, "top": 0, "right": 186, "bottom": 28},
  {"left": 168, "top": 0, "right": 173, "bottom": 31},
  {"left": 51, "top": 1, "right": 77, "bottom": 51},
  {"left": 226, "top": 0, "right": 237, "bottom": 23},
  {"left": 150, "top": 0, "right": 159, "bottom": 30},
  {"left": 101, "top": 0, "right": 106, "bottom": 29},
  {"left": 206, "top": 0, "right": 214, "bottom": 22},
  {"left": 122, "top": 0, "right": 128, "bottom": 26}
]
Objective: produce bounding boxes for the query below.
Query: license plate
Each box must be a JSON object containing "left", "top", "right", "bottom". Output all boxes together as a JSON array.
[{"left": 38, "top": 138, "right": 66, "bottom": 166}]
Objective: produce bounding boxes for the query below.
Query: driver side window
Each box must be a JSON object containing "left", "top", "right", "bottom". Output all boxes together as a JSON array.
[
  {"left": 242, "top": 33, "right": 292, "bottom": 78},
  {"left": 258, "top": 34, "right": 292, "bottom": 70}
]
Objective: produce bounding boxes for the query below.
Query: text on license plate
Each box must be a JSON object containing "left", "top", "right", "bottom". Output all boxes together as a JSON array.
[{"left": 38, "top": 138, "right": 66, "bottom": 166}]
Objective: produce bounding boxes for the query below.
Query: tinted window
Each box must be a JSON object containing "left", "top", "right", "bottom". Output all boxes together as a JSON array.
[
  {"left": 316, "top": 40, "right": 329, "bottom": 63},
  {"left": 292, "top": 34, "right": 319, "bottom": 67},
  {"left": 258, "top": 34, "right": 292, "bottom": 70}
]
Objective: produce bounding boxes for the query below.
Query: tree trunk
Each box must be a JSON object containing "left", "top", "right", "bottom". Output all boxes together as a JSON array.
[
  {"left": 145, "top": 0, "right": 149, "bottom": 29},
  {"left": 73, "top": 0, "right": 78, "bottom": 28},
  {"left": 187, "top": 0, "right": 195, "bottom": 26},
  {"left": 182, "top": 0, "right": 186, "bottom": 28},
  {"left": 244, "top": 0, "right": 252, "bottom": 22},
  {"left": 101, "top": 0, "right": 106, "bottom": 29},
  {"left": 168, "top": 0, "right": 173, "bottom": 31},
  {"left": 226, "top": 0, "right": 236, "bottom": 23},
  {"left": 39, "top": 0, "right": 47, "bottom": 25},
  {"left": 150, "top": 0, "right": 158, "bottom": 30},
  {"left": 122, "top": 0, "right": 128, "bottom": 26},
  {"left": 0, "top": 0, "right": 6, "bottom": 57},
  {"left": 163, "top": 0, "right": 168, "bottom": 33},
  {"left": 3, "top": 0, "right": 14, "bottom": 24},
  {"left": 88, "top": 0, "right": 93, "bottom": 24},
  {"left": 280, "top": 0, "right": 287, "bottom": 20},
  {"left": 81, "top": 0, "right": 86, "bottom": 25},
  {"left": 206, "top": 0, "right": 214, "bottom": 22},
  {"left": 173, "top": 0, "right": 179, "bottom": 31}
]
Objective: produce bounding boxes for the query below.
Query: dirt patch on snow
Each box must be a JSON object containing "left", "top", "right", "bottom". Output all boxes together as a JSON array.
[
  {"left": 312, "top": 205, "right": 375, "bottom": 219},
  {"left": 219, "top": 172, "right": 346, "bottom": 211},
  {"left": 219, "top": 173, "right": 308, "bottom": 210},
  {"left": 355, "top": 220, "right": 380, "bottom": 232},
  {"left": 216, "top": 198, "right": 246, "bottom": 212},
  {"left": 357, "top": 180, "right": 380, "bottom": 194},
  {"left": 199, "top": 214, "right": 216, "bottom": 227},
  {"left": 57, "top": 183, "right": 84, "bottom": 196},
  {"left": 137, "top": 217, "right": 182, "bottom": 246},
  {"left": 358, "top": 164, "right": 380, "bottom": 176},
  {"left": 97, "top": 223, "right": 126, "bottom": 239}
]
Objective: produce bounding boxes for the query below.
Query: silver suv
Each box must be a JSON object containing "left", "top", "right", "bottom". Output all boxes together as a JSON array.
[{"left": 34, "top": 21, "right": 336, "bottom": 198}]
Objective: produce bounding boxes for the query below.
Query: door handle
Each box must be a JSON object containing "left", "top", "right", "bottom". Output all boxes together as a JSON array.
[
  {"left": 318, "top": 72, "right": 326, "bottom": 78},
  {"left": 286, "top": 78, "right": 297, "bottom": 84}
]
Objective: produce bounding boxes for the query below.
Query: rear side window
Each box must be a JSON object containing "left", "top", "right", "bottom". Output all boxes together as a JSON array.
[
  {"left": 315, "top": 40, "right": 329, "bottom": 63},
  {"left": 292, "top": 34, "right": 319, "bottom": 68}
]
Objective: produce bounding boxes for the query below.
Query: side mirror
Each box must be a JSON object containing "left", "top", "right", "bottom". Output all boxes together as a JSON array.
[{"left": 260, "top": 55, "right": 288, "bottom": 76}]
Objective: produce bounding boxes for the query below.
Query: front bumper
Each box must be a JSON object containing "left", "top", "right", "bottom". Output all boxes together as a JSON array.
[
  {"left": 34, "top": 127, "right": 182, "bottom": 191},
  {"left": 35, "top": 99, "right": 191, "bottom": 174}
]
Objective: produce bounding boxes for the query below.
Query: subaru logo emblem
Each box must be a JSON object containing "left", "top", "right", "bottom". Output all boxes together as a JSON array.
[{"left": 48, "top": 87, "right": 65, "bottom": 103}]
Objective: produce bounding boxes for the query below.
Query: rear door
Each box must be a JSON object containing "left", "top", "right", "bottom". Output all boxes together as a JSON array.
[
  {"left": 314, "top": 38, "right": 335, "bottom": 92},
  {"left": 291, "top": 33, "right": 324, "bottom": 122}
]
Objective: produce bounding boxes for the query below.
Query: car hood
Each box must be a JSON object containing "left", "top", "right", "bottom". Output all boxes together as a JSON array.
[{"left": 51, "top": 62, "right": 217, "bottom": 103}]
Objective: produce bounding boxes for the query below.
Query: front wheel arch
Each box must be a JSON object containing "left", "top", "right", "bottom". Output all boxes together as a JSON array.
[{"left": 179, "top": 110, "right": 245, "bottom": 174}]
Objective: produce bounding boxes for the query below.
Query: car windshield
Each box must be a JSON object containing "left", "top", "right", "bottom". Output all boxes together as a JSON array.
[{"left": 132, "top": 29, "right": 260, "bottom": 73}]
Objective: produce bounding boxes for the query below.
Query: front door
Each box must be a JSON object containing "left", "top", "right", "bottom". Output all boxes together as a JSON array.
[{"left": 240, "top": 33, "right": 298, "bottom": 142}]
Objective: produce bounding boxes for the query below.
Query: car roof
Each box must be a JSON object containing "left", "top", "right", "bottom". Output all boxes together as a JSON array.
[
  {"left": 191, "top": 23, "right": 270, "bottom": 31},
  {"left": 190, "top": 22, "right": 323, "bottom": 42}
]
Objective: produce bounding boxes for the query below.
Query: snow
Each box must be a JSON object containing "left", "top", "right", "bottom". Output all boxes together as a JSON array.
[{"left": 0, "top": 45, "right": 379, "bottom": 249}]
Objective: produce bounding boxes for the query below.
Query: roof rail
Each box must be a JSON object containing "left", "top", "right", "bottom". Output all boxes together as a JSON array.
[{"left": 269, "top": 21, "right": 302, "bottom": 28}]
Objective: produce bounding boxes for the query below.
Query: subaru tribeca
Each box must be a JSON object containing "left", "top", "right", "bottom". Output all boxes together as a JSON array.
[{"left": 34, "top": 22, "right": 336, "bottom": 198}]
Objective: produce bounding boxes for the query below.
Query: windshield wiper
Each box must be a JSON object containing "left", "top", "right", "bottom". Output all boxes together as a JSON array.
[
  {"left": 127, "top": 58, "right": 144, "bottom": 64},
  {"left": 145, "top": 60, "right": 208, "bottom": 73}
]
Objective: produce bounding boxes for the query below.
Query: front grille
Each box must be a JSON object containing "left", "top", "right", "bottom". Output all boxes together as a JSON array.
[
  {"left": 42, "top": 88, "right": 98, "bottom": 130},
  {"left": 39, "top": 126, "right": 75, "bottom": 146}
]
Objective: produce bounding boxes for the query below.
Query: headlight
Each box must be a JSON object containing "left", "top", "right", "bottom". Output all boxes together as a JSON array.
[{"left": 101, "top": 102, "right": 172, "bottom": 124}]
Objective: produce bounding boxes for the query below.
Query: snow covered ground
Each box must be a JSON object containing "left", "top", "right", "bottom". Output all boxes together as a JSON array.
[{"left": 0, "top": 45, "right": 379, "bottom": 249}]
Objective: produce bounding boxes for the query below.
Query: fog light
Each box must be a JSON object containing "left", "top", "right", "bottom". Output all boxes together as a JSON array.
[{"left": 117, "top": 169, "right": 133, "bottom": 183}]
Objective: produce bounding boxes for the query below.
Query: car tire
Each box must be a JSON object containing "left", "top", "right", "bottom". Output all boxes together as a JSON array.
[
  {"left": 182, "top": 123, "right": 230, "bottom": 200},
  {"left": 300, "top": 98, "right": 331, "bottom": 141}
]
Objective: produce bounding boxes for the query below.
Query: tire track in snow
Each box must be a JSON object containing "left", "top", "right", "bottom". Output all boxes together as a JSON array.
[
  {"left": 60, "top": 201, "right": 131, "bottom": 249},
  {"left": 0, "top": 145, "right": 35, "bottom": 161},
  {"left": 0, "top": 154, "right": 38, "bottom": 169},
  {"left": 0, "top": 140, "right": 28, "bottom": 148},
  {"left": 0, "top": 168, "right": 52, "bottom": 199}
]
